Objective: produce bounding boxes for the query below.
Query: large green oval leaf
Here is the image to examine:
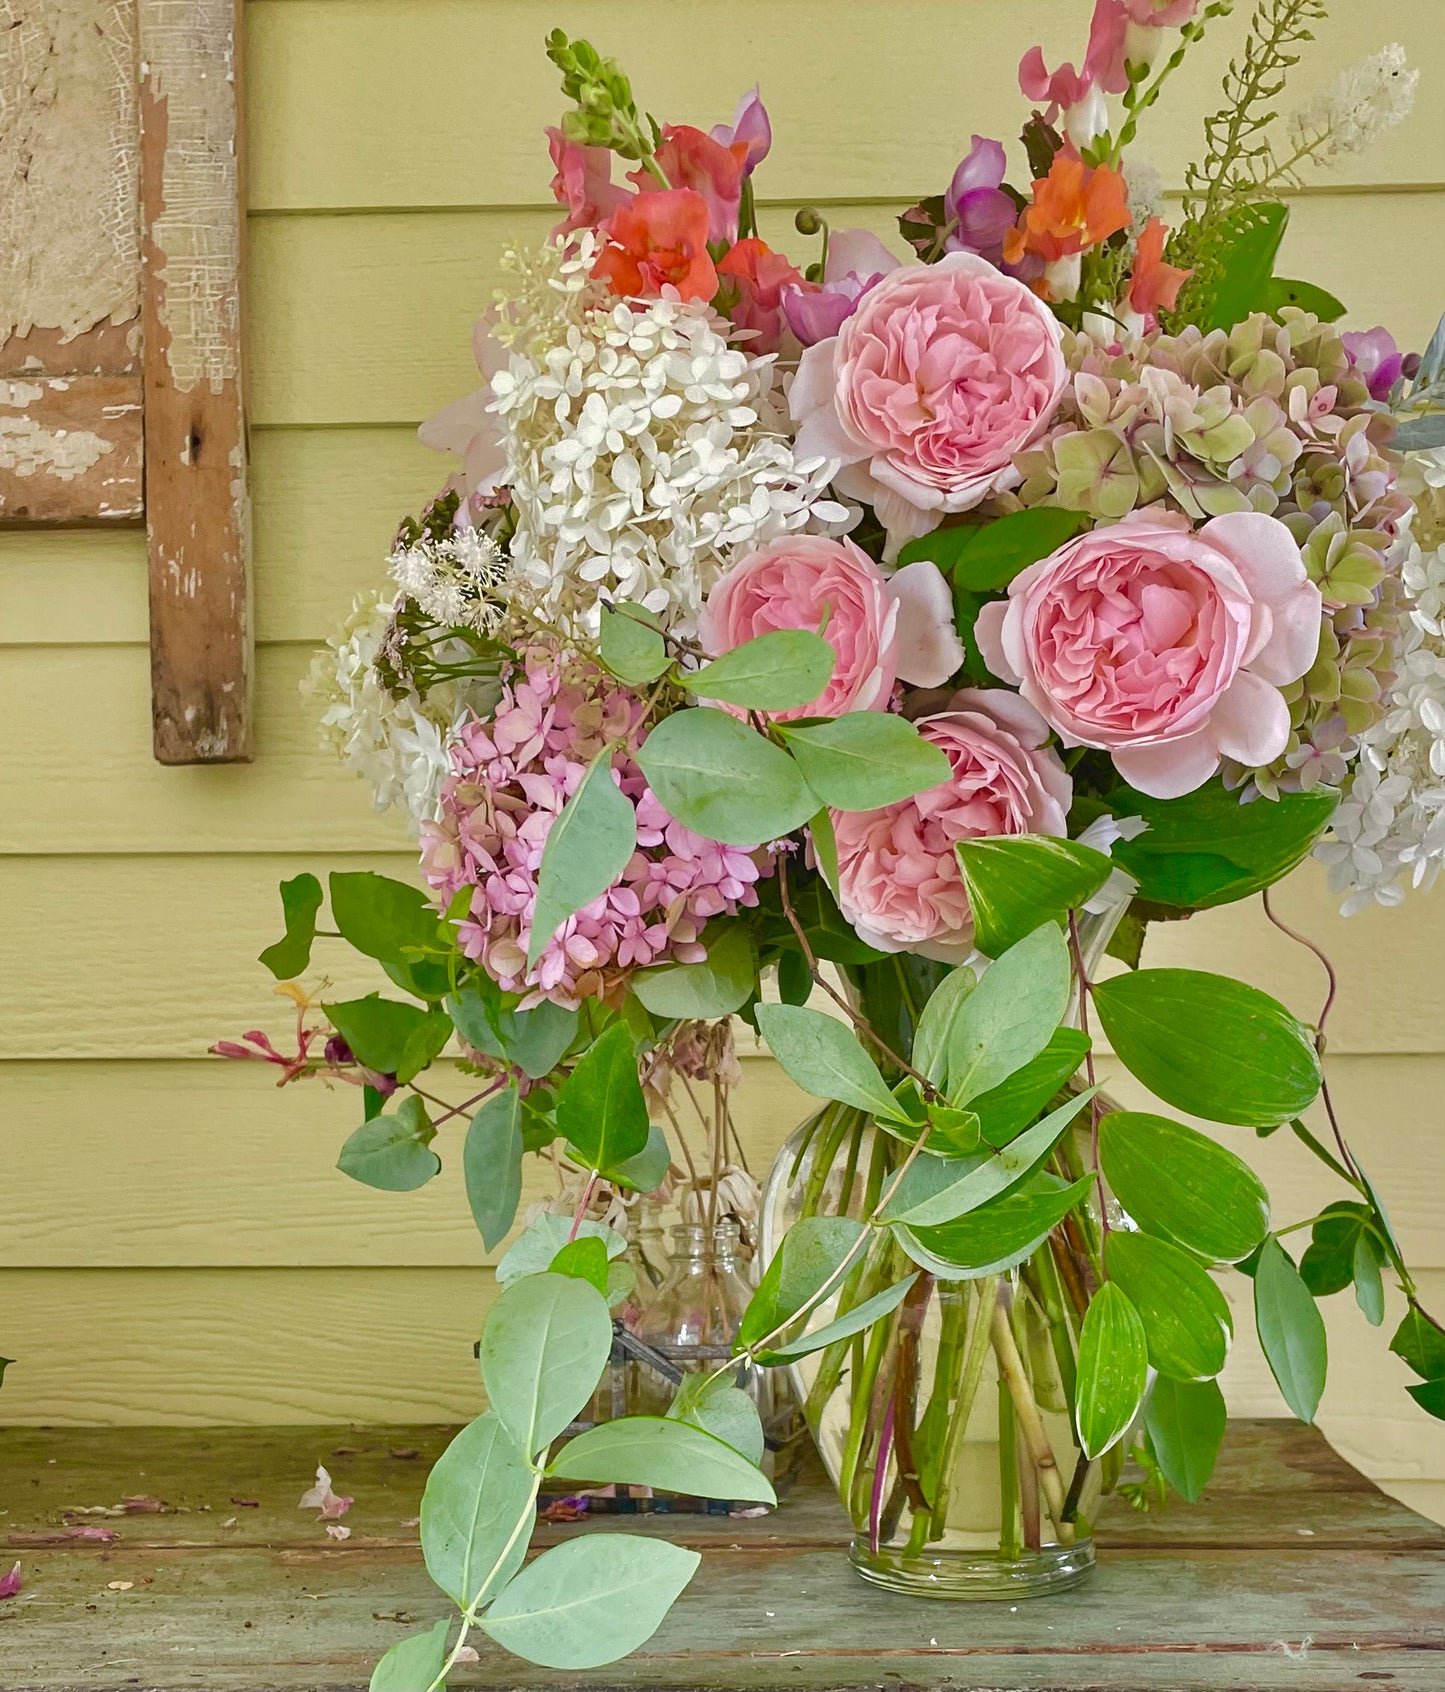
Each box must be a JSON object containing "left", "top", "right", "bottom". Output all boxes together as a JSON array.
[
  {"left": 631, "top": 926, "right": 756, "bottom": 1019},
  {"left": 1092, "top": 969, "right": 1321, "bottom": 1128},
  {"left": 778, "top": 713, "right": 951, "bottom": 811},
  {"left": 420, "top": 1411, "right": 535, "bottom": 1609},
  {"left": 337, "top": 1096, "right": 440, "bottom": 1192},
  {"left": 527, "top": 747, "right": 638, "bottom": 967},
  {"left": 479, "top": 1272, "right": 614, "bottom": 1460},
  {"left": 897, "top": 1174, "right": 1093, "bottom": 1280},
  {"left": 1099, "top": 1111, "right": 1269, "bottom": 1263},
  {"left": 369, "top": 1620, "right": 451, "bottom": 1692},
  {"left": 1254, "top": 1235, "right": 1327, "bottom": 1423},
  {"left": 1105, "top": 1230, "right": 1232, "bottom": 1381},
  {"left": 598, "top": 603, "right": 668, "bottom": 686},
  {"left": 971, "top": 1029, "right": 1092, "bottom": 1147},
  {"left": 738, "top": 1215, "right": 866, "bottom": 1350},
  {"left": 463, "top": 1085, "right": 524, "bottom": 1250},
  {"left": 945, "top": 924, "right": 1072, "bottom": 1103},
  {"left": 548, "top": 1415, "right": 775, "bottom": 1504},
  {"left": 479, "top": 1535, "right": 699, "bottom": 1670},
  {"left": 954, "top": 835, "right": 1113, "bottom": 959},
  {"left": 682, "top": 629, "right": 836, "bottom": 712},
  {"left": 754, "top": 1003, "right": 905, "bottom": 1122},
  {"left": 555, "top": 1023, "right": 650, "bottom": 1175},
  {"left": 636, "top": 708, "right": 817, "bottom": 846},
  {"left": 1144, "top": 1376, "right": 1227, "bottom": 1502},
  {"left": 1075, "top": 1282, "right": 1149, "bottom": 1460}
]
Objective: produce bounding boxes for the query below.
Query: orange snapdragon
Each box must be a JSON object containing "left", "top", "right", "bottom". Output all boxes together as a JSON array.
[
  {"left": 1004, "top": 147, "right": 1131, "bottom": 270},
  {"left": 592, "top": 188, "right": 718, "bottom": 303},
  {"left": 1128, "top": 216, "right": 1192, "bottom": 327}
]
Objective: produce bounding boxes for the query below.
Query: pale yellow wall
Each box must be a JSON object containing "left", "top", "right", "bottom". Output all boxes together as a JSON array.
[{"left": 0, "top": 0, "right": 1441, "bottom": 1525}]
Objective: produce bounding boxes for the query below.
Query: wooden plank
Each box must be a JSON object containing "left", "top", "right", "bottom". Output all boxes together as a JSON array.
[
  {"left": 245, "top": 192, "right": 1445, "bottom": 427},
  {"left": 0, "top": 320, "right": 141, "bottom": 380},
  {"left": 0, "top": 376, "right": 143, "bottom": 522},
  {"left": 2, "top": 1056, "right": 1441, "bottom": 1270},
  {"left": 139, "top": 0, "right": 253, "bottom": 763},
  {"left": 243, "top": 0, "right": 1445, "bottom": 211}
]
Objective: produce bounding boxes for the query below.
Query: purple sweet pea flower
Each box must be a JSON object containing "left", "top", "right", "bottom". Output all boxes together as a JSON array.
[
  {"left": 1343, "top": 327, "right": 1406, "bottom": 403},
  {"left": 711, "top": 87, "right": 771, "bottom": 176},
  {"left": 943, "top": 136, "right": 1018, "bottom": 268},
  {"left": 782, "top": 228, "right": 901, "bottom": 347}
]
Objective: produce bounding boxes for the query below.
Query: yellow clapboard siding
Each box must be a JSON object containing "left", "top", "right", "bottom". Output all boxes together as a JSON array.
[
  {"left": 0, "top": 1266, "right": 1440, "bottom": 1503},
  {"left": 0, "top": 645, "right": 413, "bottom": 854},
  {"left": 0, "top": 529, "right": 150, "bottom": 646},
  {"left": 246, "top": 193, "right": 1445, "bottom": 428},
  {"left": 0, "top": 852, "right": 1440, "bottom": 1057},
  {"left": 244, "top": 0, "right": 1445, "bottom": 211},
  {"left": 0, "top": 1054, "right": 1438, "bottom": 1270}
]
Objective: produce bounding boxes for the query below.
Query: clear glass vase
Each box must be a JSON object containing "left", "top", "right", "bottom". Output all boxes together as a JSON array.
[{"left": 758, "top": 894, "right": 1131, "bottom": 1599}]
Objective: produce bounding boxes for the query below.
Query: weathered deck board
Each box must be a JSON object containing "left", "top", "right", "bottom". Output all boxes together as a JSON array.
[{"left": 0, "top": 1422, "right": 1441, "bottom": 1691}]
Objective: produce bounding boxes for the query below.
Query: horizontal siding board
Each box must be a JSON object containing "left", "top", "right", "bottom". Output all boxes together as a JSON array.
[
  {"left": 244, "top": 0, "right": 1445, "bottom": 211},
  {"left": 246, "top": 194, "right": 1445, "bottom": 427},
  {"left": 1, "top": 1055, "right": 1439, "bottom": 1269}
]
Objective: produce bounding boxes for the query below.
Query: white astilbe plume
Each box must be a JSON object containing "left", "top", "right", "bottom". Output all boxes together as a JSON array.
[
  {"left": 1288, "top": 45, "right": 1419, "bottom": 171},
  {"left": 388, "top": 526, "right": 510, "bottom": 635},
  {"left": 488, "top": 235, "right": 852, "bottom": 638},
  {"left": 304, "top": 595, "right": 484, "bottom": 831}
]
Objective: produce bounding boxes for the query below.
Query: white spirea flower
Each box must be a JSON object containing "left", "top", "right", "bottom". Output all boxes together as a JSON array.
[
  {"left": 1288, "top": 44, "right": 1419, "bottom": 168},
  {"left": 488, "top": 236, "right": 851, "bottom": 638},
  {"left": 387, "top": 527, "right": 510, "bottom": 636},
  {"left": 304, "top": 595, "right": 484, "bottom": 832},
  {"left": 1317, "top": 533, "right": 1445, "bottom": 911}
]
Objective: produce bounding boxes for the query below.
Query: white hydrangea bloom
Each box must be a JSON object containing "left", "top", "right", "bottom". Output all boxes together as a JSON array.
[
  {"left": 387, "top": 526, "right": 510, "bottom": 636},
  {"left": 488, "top": 238, "right": 851, "bottom": 638},
  {"left": 1288, "top": 44, "right": 1419, "bottom": 169},
  {"left": 304, "top": 595, "right": 482, "bottom": 832},
  {"left": 1317, "top": 534, "right": 1445, "bottom": 911}
]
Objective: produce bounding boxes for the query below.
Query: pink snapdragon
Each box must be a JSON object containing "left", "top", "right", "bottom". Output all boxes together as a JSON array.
[
  {"left": 783, "top": 227, "right": 900, "bottom": 348},
  {"left": 421, "top": 656, "right": 767, "bottom": 1007},
  {"left": 546, "top": 127, "right": 629, "bottom": 235},
  {"left": 631, "top": 125, "right": 748, "bottom": 244},
  {"left": 943, "top": 137, "right": 1019, "bottom": 268}
]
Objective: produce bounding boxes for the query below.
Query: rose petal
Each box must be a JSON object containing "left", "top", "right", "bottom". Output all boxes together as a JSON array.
[
  {"left": 1112, "top": 731, "right": 1222, "bottom": 800},
  {"left": 887, "top": 560, "right": 967, "bottom": 686}
]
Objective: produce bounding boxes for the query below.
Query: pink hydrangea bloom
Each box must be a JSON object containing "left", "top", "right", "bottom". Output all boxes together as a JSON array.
[
  {"left": 831, "top": 690, "right": 1072, "bottom": 961},
  {"left": 974, "top": 511, "right": 1323, "bottom": 800},
  {"left": 421, "top": 656, "right": 767, "bottom": 1007}
]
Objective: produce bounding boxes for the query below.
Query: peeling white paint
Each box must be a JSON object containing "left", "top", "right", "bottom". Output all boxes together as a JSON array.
[{"left": 0, "top": 414, "right": 111, "bottom": 482}]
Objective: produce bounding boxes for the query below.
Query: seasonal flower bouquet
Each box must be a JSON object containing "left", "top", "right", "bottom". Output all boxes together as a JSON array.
[{"left": 222, "top": 3, "right": 1445, "bottom": 1683}]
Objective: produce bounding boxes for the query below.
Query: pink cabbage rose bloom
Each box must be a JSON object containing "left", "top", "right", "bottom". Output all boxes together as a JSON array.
[
  {"left": 974, "top": 511, "right": 1324, "bottom": 800},
  {"left": 790, "top": 252, "right": 1068, "bottom": 554},
  {"left": 698, "top": 536, "right": 965, "bottom": 719},
  {"left": 831, "top": 690, "right": 1072, "bottom": 960}
]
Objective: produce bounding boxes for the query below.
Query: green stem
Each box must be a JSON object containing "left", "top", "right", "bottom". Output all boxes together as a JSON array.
[
  {"left": 991, "top": 1292, "right": 1073, "bottom": 1544},
  {"left": 997, "top": 1378, "right": 1021, "bottom": 1561},
  {"left": 927, "top": 1275, "right": 999, "bottom": 1539}
]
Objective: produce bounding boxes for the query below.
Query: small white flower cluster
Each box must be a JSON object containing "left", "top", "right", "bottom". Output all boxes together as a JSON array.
[
  {"left": 490, "top": 242, "right": 851, "bottom": 638},
  {"left": 1288, "top": 44, "right": 1419, "bottom": 168},
  {"left": 1318, "top": 533, "right": 1445, "bottom": 912},
  {"left": 304, "top": 595, "right": 482, "bottom": 831},
  {"left": 388, "top": 526, "right": 510, "bottom": 636}
]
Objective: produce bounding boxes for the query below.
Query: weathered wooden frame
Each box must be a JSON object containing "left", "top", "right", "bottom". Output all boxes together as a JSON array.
[{"left": 0, "top": 0, "right": 252, "bottom": 765}]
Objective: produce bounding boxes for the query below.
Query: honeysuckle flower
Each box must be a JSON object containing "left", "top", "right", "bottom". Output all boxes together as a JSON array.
[
  {"left": 710, "top": 87, "right": 772, "bottom": 175},
  {"left": 632, "top": 125, "right": 748, "bottom": 244},
  {"left": 782, "top": 227, "right": 900, "bottom": 347},
  {"left": 1004, "top": 147, "right": 1132, "bottom": 283},
  {"left": 1127, "top": 217, "right": 1191, "bottom": 330},
  {"left": 545, "top": 126, "right": 629, "bottom": 235},
  {"left": 1343, "top": 327, "right": 1406, "bottom": 403},
  {"left": 298, "top": 1466, "right": 353, "bottom": 1520},
  {"left": 593, "top": 188, "right": 719, "bottom": 301},
  {"left": 716, "top": 237, "right": 808, "bottom": 354},
  {"left": 943, "top": 136, "right": 1018, "bottom": 267}
]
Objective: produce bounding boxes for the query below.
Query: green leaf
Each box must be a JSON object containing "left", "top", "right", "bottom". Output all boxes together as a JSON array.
[
  {"left": 464, "top": 1085, "right": 524, "bottom": 1250},
  {"left": 1105, "top": 1230, "right": 1232, "bottom": 1381},
  {"left": 337, "top": 1096, "right": 440, "bottom": 1192},
  {"left": 1254, "top": 1235, "right": 1328, "bottom": 1422},
  {"left": 631, "top": 926, "right": 756, "bottom": 1019},
  {"left": 971, "top": 1029, "right": 1092, "bottom": 1147},
  {"left": 325, "top": 995, "right": 452, "bottom": 1083},
  {"left": 419, "top": 1412, "right": 535, "bottom": 1608},
  {"left": 1075, "top": 1282, "right": 1149, "bottom": 1459},
  {"left": 608, "top": 1124, "right": 672, "bottom": 1195},
  {"left": 809, "top": 807, "right": 841, "bottom": 900},
  {"left": 555, "top": 1024, "right": 650, "bottom": 1175},
  {"left": 754, "top": 1275, "right": 920, "bottom": 1366},
  {"left": 549, "top": 1415, "right": 775, "bottom": 1504},
  {"left": 753, "top": 1003, "right": 906, "bottom": 1122},
  {"left": 1352, "top": 1229, "right": 1386, "bottom": 1327},
  {"left": 259, "top": 873, "right": 323, "bottom": 980},
  {"left": 737, "top": 1216, "right": 865, "bottom": 1350},
  {"left": 1144, "top": 1376, "right": 1227, "bottom": 1503},
  {"left": 1406, "top": 1379, "right": 1445, "bottom": 1420},
  {"left": 479, "top": 1271, "right": 614, "bottom": 1459},
  {"left": 548, "top": 1235, "right": 611, "bottom": 1296},
  {"left": 1092, "top": 969, "right": 1321, "bottom": 1128},
  {"left": 1298, "top": 1203, "right": 1375, "bottom": 1296},
  {"left": 777, "top": 714, "right": 951, "bottom": 811},
  {"left": 945, "top": 924, "right": 1072, "bottom": 1103},
  {"left": 1390, "top": 1304, "right": 1445, "bottom": 1381},
  {"left": 1109, "top": 782, "right": 1337, "bottom": 910},
  {"left": 1204, "top": 201, "right": 1289, "bottom": 332},
  {"left": 598, "top": 603, "right": 669, "bottom": 686},
  {"left": 898, "top": 1173, "right": 1092, "bottom": 1280},
  {"left": 369, "top": 1621, "right": 450, "bottom": 1692},
  {"left": 448, "top": 980, "right": 579, "bottom": 1081},
  {"left": 666, "top": 1374, "right": 765, "bottom": 1466},
  {"left": 898, "top": 507, "right": 1087, "bottom": 591},
  {"left": 1264, "top": 277, "right": 1346, "bottom": 323},
  {"left": 682, "top": 629, "right": 837, "bottom": 712},
  {"left": 1393, "top": 414, "right": 1445, "bottom": 453},
  {"left": 636, "top": 707, "right": 818, "bottom": 847},
  {"left": 890, "top": 1088, "right": 1096, "bottom": 1227},
  {"left": 329, "top": 871, "right": 446, "bottom": 989},
  {"left": 925, "top": 1103, "right": 982, "bottom": 1156},
  {"left": 911, "top": 966, "right": 977, "bottom": 1087},
  {"left": 955, "top": 835, "right": 1113, "bottom": 958},
  {"left": 528, "top": 748, "right": 638, "bottom": 967},
  {"left": 479, "top": 1535, "right": 700, "bottom": 1670},
  {"left": 1098, "top": 1112, "right": 1270, "bottom": 1263},
  {"left": 494, "top": 1213, "right": 626, "bottom": 1287}
]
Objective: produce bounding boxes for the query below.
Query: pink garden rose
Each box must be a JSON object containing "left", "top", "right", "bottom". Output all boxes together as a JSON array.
[
  {"left": 790, "top": 252, "right": 1068, "bottom": 553},
  {"left": 698, "top": 536, "right": 964, "bottom": 718},
  {"left": 832, "top": 690, "right": 1072, "bottom": 959},
  {"left": 974, "top": 510, "right": 1324, "bottom": 800}
]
